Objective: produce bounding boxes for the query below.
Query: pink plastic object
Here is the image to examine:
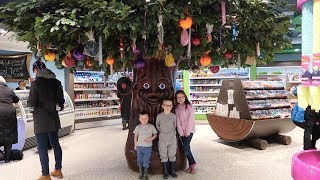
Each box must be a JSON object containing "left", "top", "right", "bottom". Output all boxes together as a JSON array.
[
  {"left": 297, "top": 0, "right": 308, "bottom": 11},
  {"left": 292, "top": 150, "right": 320, "bottom": 180}
]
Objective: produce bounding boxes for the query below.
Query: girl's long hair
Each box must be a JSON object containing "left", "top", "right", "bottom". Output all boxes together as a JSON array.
[{"left": 175, "top": 90, "right": 191, "bottom": 110}]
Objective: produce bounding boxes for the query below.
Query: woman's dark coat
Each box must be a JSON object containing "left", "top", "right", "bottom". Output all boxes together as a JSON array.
[
  {"left": 0, "top": 82, "right": 19, "bottom": 145},
  {"left": 27, "top": 69, "right": 65, "bottom": 134}
]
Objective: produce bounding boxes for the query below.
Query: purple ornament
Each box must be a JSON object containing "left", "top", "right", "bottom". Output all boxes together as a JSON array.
[
  {"left": 134, "top": 56, "right": 145, "bottom": 69},
  {"left": 73, "top": 45, "right": 86, "bottom": 60}
]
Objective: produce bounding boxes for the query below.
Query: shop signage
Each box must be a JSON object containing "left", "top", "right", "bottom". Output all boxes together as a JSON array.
[{"left": 0, "top": 54, "right": 31, "bottom": 80}]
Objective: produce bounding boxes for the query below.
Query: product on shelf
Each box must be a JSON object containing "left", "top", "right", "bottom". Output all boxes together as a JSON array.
[
  {"left": 242, "top": 80, "right": 291, "bottom": 120},
  {"left": 74, "top": 72, "right": 104, "bottom": 82},
  {"left": 288, "top": 73, "right": 302, "bottom": 82},
  {"left": 188, "top": 68, "right": 250, "bottom": 116},
  {"left": 73, "top": 71, "right": 120, "bottom": 121}
]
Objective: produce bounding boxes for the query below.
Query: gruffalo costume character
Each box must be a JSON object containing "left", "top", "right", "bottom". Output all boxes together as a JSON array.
[{"left": 124, "top": 57, "right": 186, "bottom": 174}]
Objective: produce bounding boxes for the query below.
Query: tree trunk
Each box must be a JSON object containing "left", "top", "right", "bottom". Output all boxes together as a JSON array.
[{"left": 125, "top": 57, "right": 186, "bottom": 174}]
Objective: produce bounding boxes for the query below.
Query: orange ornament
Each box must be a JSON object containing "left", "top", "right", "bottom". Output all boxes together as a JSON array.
[
  {"left": 199, "top": 55, "right": 212, "bottom": 66},
  {"left": 179, "top": 16, "right": 193, "bottom": 29},
  {"left": 85, "top": 58, "right": 93, "bottom": 67},
  {"left": 106, "top": 57, "right": 115, "bottom": 65}
]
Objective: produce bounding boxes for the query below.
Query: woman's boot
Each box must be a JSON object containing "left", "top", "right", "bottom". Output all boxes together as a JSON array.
[{"left": 4, "top": 144, "right": 12, "bottom": 163}]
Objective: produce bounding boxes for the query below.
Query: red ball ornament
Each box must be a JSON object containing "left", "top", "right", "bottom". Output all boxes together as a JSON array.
[
  {"left": 224, "top": 51, "right": 233, "bottom": 59},
  {"left": 192, "top": 37, "right": 201, "bottom": 46}
]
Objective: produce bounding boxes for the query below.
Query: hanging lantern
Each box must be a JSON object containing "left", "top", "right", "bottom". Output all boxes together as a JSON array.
[
  {"left": 44, "top": 50, "right": 56, "bottom": 62},
  {"left": 224, "top": 51, "right": 233, "bottom": 59},
  {"left": 106, "top": 57, "right": 115, "bottom": 65},
  {"left": 199, "top": 55, "right": 211, "bottom": 66},
  {"left": 164, "top": 53, "right": 176, "bottom": 67},
  {"left": 179, "top": 16, "right": 193, "bottom": 29}
]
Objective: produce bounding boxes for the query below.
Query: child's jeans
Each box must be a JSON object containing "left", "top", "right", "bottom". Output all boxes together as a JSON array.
[{"left": 137, "top": 146, "right": 152, "bottom": 168}]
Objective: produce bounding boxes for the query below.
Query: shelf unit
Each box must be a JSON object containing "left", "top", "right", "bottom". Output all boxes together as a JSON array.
[
  {"left": 256, "top": 66, "right": 301, "bottom": 105},
  {"left": 184, "top": 68, "right": 250, "bottom": 120},
  {"left": 207, "top": 79, "right": 296, "bottom": 150},
  {"left": 73, "top": 71, "right": 120, "bottom": 126},
  {"left": 241, "top": 81, "right": 291, "bottom": 120}
]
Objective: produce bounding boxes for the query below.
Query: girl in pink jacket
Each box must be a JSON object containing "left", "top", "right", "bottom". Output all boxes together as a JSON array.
[{"left": 175, "top": 90, "right": 196, "bottom": 174}]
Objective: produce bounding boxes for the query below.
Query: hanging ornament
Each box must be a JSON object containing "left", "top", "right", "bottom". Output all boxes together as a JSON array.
[
  {"left": 224, "top": 51, "right": 233, "bottom": 59},
  {"left": 256, "top": 42, "right": 261, "bottom": 57},
  {"left": 164, "top": 53, "right": 176, "bottom": 67},
  {"left": 199, "top": 55, "right": 212, "bottom": 66},
  {"left": 83, "top": 30, "right": 99, "bottom": 57},
  {"left": 187, "top": 27, "right": 192, "bottom": 59},
  {"left": 73, "top": 44, "right": 86, "bottom": 61},
  {"left": 180, "top": 29, "right": 189, "bottom": 46},
  {"left": 118, "top": 37, "right": 124, "bottom": 59},
  {"left": 36, "top": 42, "right": 42, "bottom": 60},
  {"left": 179, "top": 16, "right": 193, "bottom": 29},
  {"left": 106, "top": 56, "right": 115, "bottom": 65},
  {"left": 232, "top": 22, "right": 237, "bottom": 41},
  {"left": 134, "top": 55, "right": 145, "bottom": 69},
  {"left": 131, "top": 38, "right": 141, "bottom": 55},
  {"left": 210, "top": 65, "right": 220, "bottom": 73},
  {"left": 192, "top": 31, "right": 201, "bottom": 46},
  {"left": 44, "top": 50, "right": 56, "bottom": 62},
  {"left": 221, "top": 0, "right": 227, "bottom": 25},
  {"left": 206, "top": 24, "right": 214, "bottom": 42},
  {"left": 245, "top": 56, "right": 256, "bottom": 65},
  {"left": 63, "top": 50, "right": 75, "bottom": 67},
  {"left": 85, "top": 58, "right": 93, "bottom": 68},
  {"left": 157, "top": 14, "right": 164, "bottom": 50}
]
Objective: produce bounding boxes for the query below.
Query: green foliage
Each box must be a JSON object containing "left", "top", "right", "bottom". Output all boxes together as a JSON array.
[{"left": 0, "top": 0, "right": 291, "bottom": 70}]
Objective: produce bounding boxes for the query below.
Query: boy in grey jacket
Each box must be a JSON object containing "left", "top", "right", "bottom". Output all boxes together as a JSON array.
[
  {"left": 134, "top": 111, "right": 157, "bottom": 180},
  {"left": 156, "top": 99, "right": 178, "bottom": 179}
]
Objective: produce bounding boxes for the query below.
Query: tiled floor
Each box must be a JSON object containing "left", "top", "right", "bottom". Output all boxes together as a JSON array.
[{"left": 0, "top": 122, "right": 305, "bottom": 180}]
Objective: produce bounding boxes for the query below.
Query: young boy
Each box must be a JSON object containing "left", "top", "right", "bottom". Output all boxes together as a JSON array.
[
  {"left": 133, "top": 111, "right": 157, "bottom": 180},
  {"left": 156, "top": 99, "right": 178, "bottom": 179}
]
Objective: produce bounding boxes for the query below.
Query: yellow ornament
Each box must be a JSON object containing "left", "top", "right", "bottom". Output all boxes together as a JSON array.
[
  {"left": 44, "top": 51, "right": 56, "bottom": 62},
  {"left": 164, "top": 53, "right": 176, "bottom": 67}
]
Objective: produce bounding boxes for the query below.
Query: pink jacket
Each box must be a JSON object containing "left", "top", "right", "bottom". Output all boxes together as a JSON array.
[{"left": 175, "top": 104, "right": 196, "bottom": 136}]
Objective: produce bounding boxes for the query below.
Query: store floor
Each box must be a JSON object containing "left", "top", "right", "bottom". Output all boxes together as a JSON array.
[{"left": 0, "top": 122, "right": 305, "bottom": 180}]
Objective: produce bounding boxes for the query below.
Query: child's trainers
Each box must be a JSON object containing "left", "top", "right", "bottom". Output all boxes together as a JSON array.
[
  {"left": 189, "top": 164, "right": 197, "bottom": 174},
  {"left": 50, "top": 169, "right": 63, "bottom": 179},
  {"left": 186, "top": 166, "right": 191, "bottom": 173}
]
